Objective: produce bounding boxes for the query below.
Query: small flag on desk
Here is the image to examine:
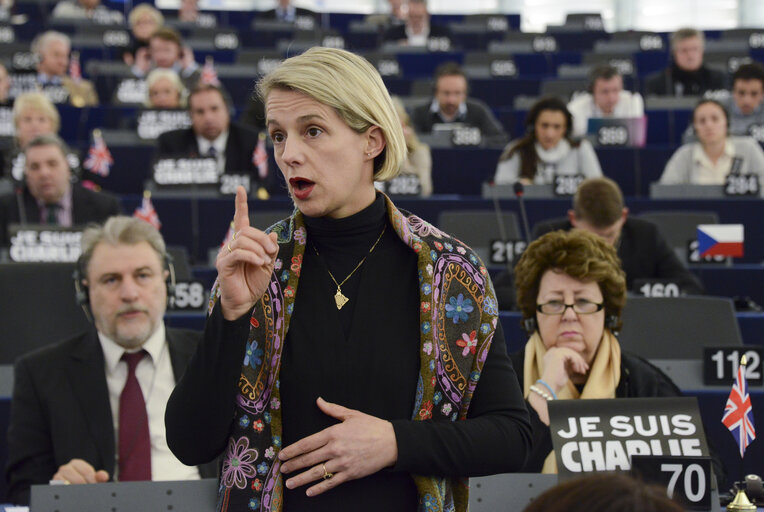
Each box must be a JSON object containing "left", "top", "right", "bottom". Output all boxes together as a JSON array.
[
  {"left": 69, "top": 51, "right": 82, "bottom": 82},
  {"left": 201, "top": 55, "right": 220, "bottom": 86},
  {"left": 722, "top": 355, "right": 756, "bottom": 458},
  {"left": 133, "top": 191, "right": 161, "bottom": 230},
  {"left": 697, "top": 224, "right": 744, "bottom": 258},
  {"left": 83, "top": 129, "right": 113, "bottom": 178}
]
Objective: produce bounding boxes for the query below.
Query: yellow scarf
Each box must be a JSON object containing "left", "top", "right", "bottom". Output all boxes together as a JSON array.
[{"left": 522, "top": 330, "right": 621, "bottom": 472}]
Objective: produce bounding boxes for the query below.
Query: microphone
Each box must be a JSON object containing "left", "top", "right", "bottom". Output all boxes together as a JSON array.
[
  {"left": 488, "top": 180, "right": 513, "bottom": 275},
  {"left": 513, "top": 182, "right": 532, "bottom": 245},
  {"left": 15, "top": 185, "right": 27, "bottom": 226},
  {"left": 730, "top": 156, "right": 743, "bottom": 176}
]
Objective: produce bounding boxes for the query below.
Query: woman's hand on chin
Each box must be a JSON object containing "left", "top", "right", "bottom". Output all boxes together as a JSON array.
[
  {"left": 216, "top": 186, "right": 280, "bottom": 320},
  {"left": 541, "top": 346, "right": 590, "bottom": 393}
]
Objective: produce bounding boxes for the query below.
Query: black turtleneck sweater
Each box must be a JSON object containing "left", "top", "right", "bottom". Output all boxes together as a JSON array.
[{"left": 166, "top": 194, "right": 531, "bottom": 511}]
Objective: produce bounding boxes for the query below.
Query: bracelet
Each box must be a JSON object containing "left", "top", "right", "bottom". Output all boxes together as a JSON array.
[
  {"left": 529, "top": 384, "right": 553, "bottom": 401},
  {"left": 535, "top": 379, "right": 558, "bottom": 400}
]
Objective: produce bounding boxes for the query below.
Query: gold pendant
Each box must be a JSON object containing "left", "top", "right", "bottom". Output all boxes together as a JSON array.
[{"left": 334, "top": 287, "right": 349, "bottom": 310}]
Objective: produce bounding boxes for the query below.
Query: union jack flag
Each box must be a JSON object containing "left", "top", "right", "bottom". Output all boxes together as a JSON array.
[
  {"left": 83, "top": 130, "right": 113, "bottom": 177},
  {"left": 722, "top": 355, "right": 756, "bottom": 458},
  {"left": 133, "top": 191, "right": 161, "bottom": 230},
  {"left": 201, "top": 55, "right": 220, "bottom": 86},
  {"left": 69, "top": 51, "right": 82, "bottom": 82},
  {"left": 253, "top": 132, "right": 268, "bottom": 179}
]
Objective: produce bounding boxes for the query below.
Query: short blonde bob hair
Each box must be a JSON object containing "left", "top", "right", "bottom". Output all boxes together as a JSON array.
[
  {"left": 128, "top": 4, "right": 164, "bottom": 29},
  {"left": 514, "top": 229, "right": 627, "bottom": 331},
  {"left": 13, "top": 91, "right": 61, "bottom": 133},
  {"left": 145, "top": 68, "right": 187, "bottom": 108},
  {"left": 257, "top": 47, "right": 405, "bottom": 181}
]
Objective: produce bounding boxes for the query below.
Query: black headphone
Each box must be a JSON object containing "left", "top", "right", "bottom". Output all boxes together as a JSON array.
[
  {"left": 73, "top": 252, "right": 177, "bottom": 322},
  {"left": 522, "top": 313, "right": 620, "bottom": 336}
]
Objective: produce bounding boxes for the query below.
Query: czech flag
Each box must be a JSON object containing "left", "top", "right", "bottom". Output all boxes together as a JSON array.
[{"left": 697, "top": 224, "right": 744, "bottom": 258}]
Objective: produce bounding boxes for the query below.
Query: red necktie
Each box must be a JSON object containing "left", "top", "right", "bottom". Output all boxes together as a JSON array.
[{"left": 118, "top": 351, "right": 152, "bottom": 481}]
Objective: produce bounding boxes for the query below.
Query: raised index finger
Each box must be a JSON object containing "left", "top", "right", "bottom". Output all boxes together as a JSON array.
[{"left": 233, "top": 186, "right": 250, "bottom": 232}]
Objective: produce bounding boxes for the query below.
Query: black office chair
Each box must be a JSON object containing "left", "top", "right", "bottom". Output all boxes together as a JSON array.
[
  {"left": 437, "top": 210, "right": 522, "bottom": 264},
  {"left": 618, "top": 296, "right": 742, "bottom": 360},
  {"left": 0, "top": 262, "right": 90, "bottom": 364}
]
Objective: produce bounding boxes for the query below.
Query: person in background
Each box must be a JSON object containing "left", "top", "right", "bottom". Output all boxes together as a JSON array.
[
  {"left": 391, "top": 96, "right": 432, "bottom": 196},
  {"left": 145, "top": 69, "right": 186, "bottom": 109},
  {"left": 660, "top": 99, "right": 764, "bottom": 196},
  {"left": 644, "top": 28, "right": 727, "bottom": 97},
  {"left": 567, "top": 64, "right": 644, "bottom": 138},
  {"left": 165, "top": 47, "right": 531, "bottom": 512},
  {"left": 382, "top": 0, "right": 450, "bottom": 47},
  {"left": 495, "top": 97, "right": 601, "bottom": 185},
  {"left": 51, "top": 0, "right": 124, "bottom": 23},
  {"left": 682, "top": 62, "right": 764, "bottom": 143},
  {"left": 5, "top": 216, "right": 216, "bottom": 505},
  {"left": 365, "top": 0, "right": 407, "bottom": 28},
  {"left": 32, "top": 31, "right": 99, "bottom": 106},
  {"left": 410, "top": 62, "right": 507, "bottom": 146},
  {"left": 132, "top": 27, "right": 200, "bottom": 91},
  {"left": 523, "top": 473, "right": 684, "bottom": 512},
  {"left": 3, "top": 91, "right": 82, "bottom": 183},
  {"left": 0, "top": 134, "right": 120, "bottom": 246},
  {"left": 510, "top": 229, "right": 725, "bottom": 484},
  {"left": 259, "top": 0, "right": 317, "bottom": 26},
  {"left": 123, "top": 4, "right": 164, "bottom": 67},
  {"left": 0, "top": 62, "right": 11, "bottom": 107},
  {"left": 533, "top": 177, "right": 704, "bottom": 295}
]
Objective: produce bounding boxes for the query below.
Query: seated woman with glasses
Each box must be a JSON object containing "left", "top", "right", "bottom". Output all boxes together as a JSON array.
[{"left": 510, "top": 229, "right": 688, "bottom": 473}]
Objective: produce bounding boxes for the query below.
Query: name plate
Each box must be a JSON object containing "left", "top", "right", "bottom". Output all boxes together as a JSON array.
[
  {"left": 91, "top": 9, "right": 123, "bottom": 25},
  {"left": 137, "top": 110, "right": 192, "bottom": 140},
  {"left": 451, "top": 126, "right": 482, "bottom": 146},
  {"left": 486, "top": 16, "right": 508, "bottom": 32},
  {"left": 168, "top": 280, "right": 208, "bottom": 311},
  {"left": 532, "top": 36, "right": 557, "bottom": 52},
  {"left": 631, "top": 455, "right": 712, "bottom": 510},
  {"left": 639, "top": 34, "right": 664, "bottom": 51},
  {"left": 724, "top": 173, "right": 760, "bottom": 196},
  {"left": 489, "top": 239, "right": 527, "bottom": 264},
  {"left": 294, "top": 15, "right": 315, "bottom": 30},
  {"left": 548, "top": 397, "right": 709, "bottom": 478},
  {"left": 489, "top": 59, "right": 517, "bottom": 77},
  {"left": 749, "top": 32, "right": 764, "bottom": 49},
  {"left": 9, "top": 228, "right": 82, "bottom": 262},
  {"left": 747, "top": 123, "right": 764, "bottom": 142},
  {"left": 257, "top": 58, "right": 281, "bottom": 75},
  {"left": 116, "top": 78, "right": 147, "bottom": 104},
  {"left": 687, "top": 239, "right": 726, "bottom": 265},
  {"left": 703, "top": 346, "right": 763, "bottom": 386},
  {"left": 0, "top": 106, "right": 14, "bottom": 137},
  {"left": 427, "top": 37, "right": 451, "bottom": 52},
  {"left": 376, "top": 59, "right": 400, "bottom": 77},
  {"left": 0, "top": 25, "right": 14, "bottom": 43},
  {"left": 214, "top": 31, "right": 239, "bottom": 50},
  {"left": 634, "top": 279, "right": 682, "bottom": 298},
  {"left": 553, "top": 174, "right": 584, "bottom": 196},
  {"left": 11, "top": 53, "right": 36, "bottom": 71},
  {"left": 219, "top": 174, "right": 251, "bottom": 195},
  {"left": 153, "top": 158, "right": 219, "bottom": 185},
  {"left": 322, "top": 35, "right": 345, "bottom": 49},
  {"left": 375, "top": 174, "right": 421, "bottom": 196},
  {"left": 103, "top": 29, "right": 130, "bottom": 47}
]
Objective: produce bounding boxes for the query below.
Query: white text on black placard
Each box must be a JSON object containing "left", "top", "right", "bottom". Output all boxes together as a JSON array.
[
  {"left": 634, "top": 279, "right": 682, "bottom": 297},
  {"left": 168, "top": 281, "right": 208, "bottom": 311},
  {"left": 490, "top": 239, "right": 527, "bottom": 264},
  {"left": 554, "top": 174, "right": 584, "bottom": 196},
  {"left": 724, "top": 174, "right": 760, "bottom": 196},
  {"left": 631, "top": 456, "right": 712, "bottom": 510},
  {"left": 9, "top": 229, "right": 82, "bottom": 262}
]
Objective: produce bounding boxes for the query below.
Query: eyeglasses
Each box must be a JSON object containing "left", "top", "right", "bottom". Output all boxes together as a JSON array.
[{"left": 536, "top": 300, "right": 604, "bottom": 315}]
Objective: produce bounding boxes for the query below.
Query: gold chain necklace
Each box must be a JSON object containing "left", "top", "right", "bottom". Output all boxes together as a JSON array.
[{"left": 311, "top": 224, "right": 387, "bottom": 310}]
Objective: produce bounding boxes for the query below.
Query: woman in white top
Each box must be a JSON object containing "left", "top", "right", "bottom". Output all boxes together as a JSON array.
[
  {"left": 495, "top": 97, "right": 602, "bottom": 185},
  {"left": 660, "top": 99, "right": 764, "bottom": 194}
]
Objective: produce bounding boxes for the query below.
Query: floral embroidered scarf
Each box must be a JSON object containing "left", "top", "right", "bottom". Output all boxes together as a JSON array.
[{"left": 211, "top": 195, "right": 499, "bottom": 512}]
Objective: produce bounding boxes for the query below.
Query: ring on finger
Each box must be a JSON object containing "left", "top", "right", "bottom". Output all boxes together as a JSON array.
[
  {"left": 321, "top": 463, "right": 333, "bottom": 480},
  {"left": 227, "top": 242, "right": 233, "bottom": 254},
  {"left": 232, "top": 230, "right": 238, "bottom": 241}
]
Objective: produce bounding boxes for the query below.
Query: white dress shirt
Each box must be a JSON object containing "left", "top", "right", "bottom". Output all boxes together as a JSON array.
[
  {"left": 98, "top": 324, "right": 200, "bottom": 481},
  {"left": 197, "top": 130, "right": 229, "bottom": 174}
]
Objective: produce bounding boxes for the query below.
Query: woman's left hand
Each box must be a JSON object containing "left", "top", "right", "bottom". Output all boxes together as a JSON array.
[{"left": 278, "top": 397, "right": 398, "bottom": 497}]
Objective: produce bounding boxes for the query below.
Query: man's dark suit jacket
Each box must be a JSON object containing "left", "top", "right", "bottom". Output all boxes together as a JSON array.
[
  {"left": 0, "top": 185, "right": 121, "bottom": 246},
  {"left": 259, "top": 6, "right": 317, "bottom": 22},
  {"left": 381, "top": 23, "right": 452, "bottom": 44},
  {"left": 156, "top": 122, "right": 262, "bottom": 183},
  {"left": 5, "top": 327, "right": 217, "bottom": 505},
  {"left": 410, "top": 98, "right": 509, "bottom": 146},
  {"left": 533, "top": 217, "right": 705, "bottom": 295},
  {"left": 644, "top": 62, "right": 727, "bottom": 96}
]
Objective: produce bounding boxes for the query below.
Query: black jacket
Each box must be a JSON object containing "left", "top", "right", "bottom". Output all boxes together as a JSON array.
[
  {"left": 5, "top": 327, "right": 218, "bottom": 505},
  {"left": 644, "top": 63, "right": 727, "bottom": 97},
  {"left": 0, "top": 185, "right": 121, "bottom": 246},
  {"left": 381, "top": 23, "right": 452, "bottom": 44}
]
